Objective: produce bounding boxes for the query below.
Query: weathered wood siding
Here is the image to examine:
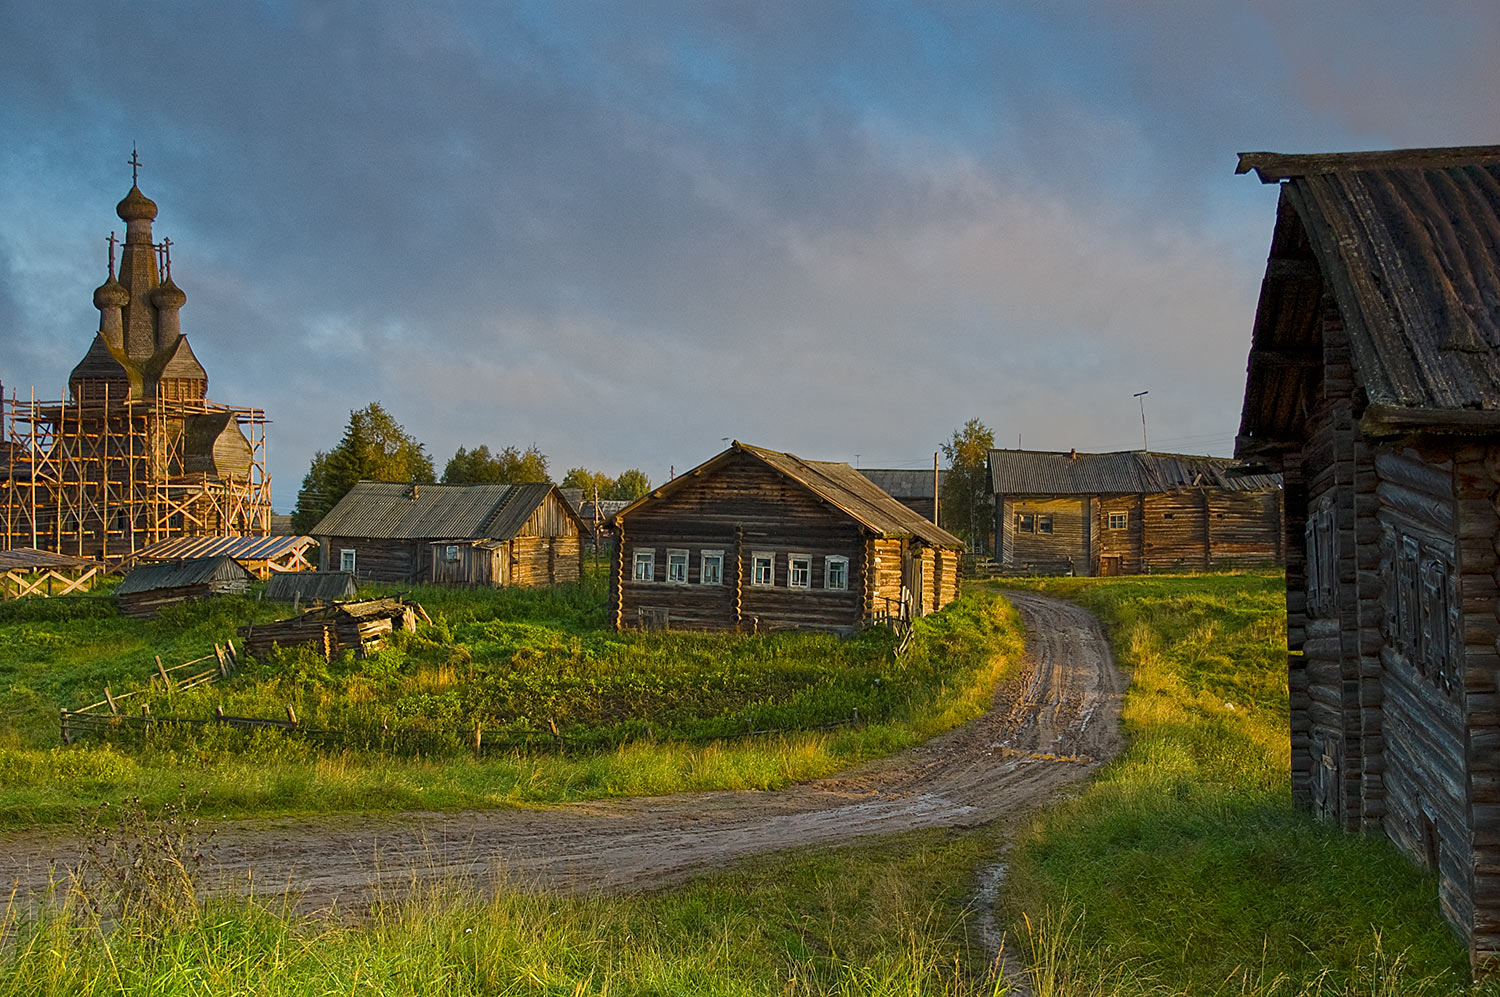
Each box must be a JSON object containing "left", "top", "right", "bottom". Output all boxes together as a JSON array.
[
  {"left": 613, "top": 451, "right": 867, "bottom": 632},
  {"left": 1463, "top": 444, "right": 1500, "bottom": 962},
  {"left": 317, "top": 537, "right": 420, "bottom": 583},
  {"left": 1006, "top": 498, "right": 1088, "bottom": 574}
]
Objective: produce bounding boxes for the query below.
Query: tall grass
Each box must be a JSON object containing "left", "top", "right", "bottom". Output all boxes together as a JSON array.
[
  {"left": 996, "top": 574, "right": 1477, "bottom": 996},
  {"left": 0, "top": 580, "right": 1023, "bottom": 828}
]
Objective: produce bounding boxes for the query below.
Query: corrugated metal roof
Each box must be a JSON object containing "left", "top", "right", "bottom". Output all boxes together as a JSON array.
[
  {"left": 117, "top": 555, "right": 256, "bottom": 594},
  {"left": 311, "top": 481, "right": 569, "bottom": 540},
  {"left": 989, "top": 449, "right": 1281, "bottom": 496},
  {"left": 616, "top": 443, "right": 964, "bottom": 548},
  {"left": 133, "top": 534, "right": 315, "bottom": 563},
  {"left": 0, "top": 548, "right": 101, "bottom": 572},
  {"left": 1237, "top": 146, "right": 1500, "bottom": 450}
]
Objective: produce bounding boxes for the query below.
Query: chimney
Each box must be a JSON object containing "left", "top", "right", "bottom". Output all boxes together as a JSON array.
[
  {"left": 1069, "top": 448, "right": 1077, "bottom": 460},
  {"left": 409, "top": 483, "right": 420, "bottom": 500}
]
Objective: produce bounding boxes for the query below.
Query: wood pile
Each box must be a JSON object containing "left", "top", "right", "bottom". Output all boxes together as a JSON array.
[{"left": 238, "top": 597, "right": 423, "bottom": 661}]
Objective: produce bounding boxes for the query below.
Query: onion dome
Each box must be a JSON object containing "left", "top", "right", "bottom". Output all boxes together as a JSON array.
[
  {"left": 151, "top": 274, "right": 186, "bottom": 309},
  {"left": 116, "top": 185, "right": 158, "bottom": 222},
  {"left": 93, "top": 276, "right": 129, "bottom": 309}
]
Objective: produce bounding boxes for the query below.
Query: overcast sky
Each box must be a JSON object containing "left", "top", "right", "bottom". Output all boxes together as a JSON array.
[{"left": 2, "top": 2, "right": 1497, "bottom": 511}]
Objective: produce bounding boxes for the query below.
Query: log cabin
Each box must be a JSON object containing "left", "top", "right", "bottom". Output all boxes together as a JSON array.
[
  {"left": 610, "top": 441, "right": 964, "bottom": 633},
  {"left": 987, "top": 449, "right": 1283, "bottom": 575},
  {"left": 1233, "top": 145, "right": 1500, "bottom": 970},
  {"left": 116, "top": 555, "right": 255, "bottom": 618},
  {"left": 310, "top": 481, "right": 585, "bottom": 586},
  {"left": 858, "top": 468, "right": 946, "bottom": 526}
]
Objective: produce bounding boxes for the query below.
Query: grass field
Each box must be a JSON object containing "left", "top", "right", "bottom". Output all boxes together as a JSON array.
[
  {"left": 994, "top": 573, "right": 1479, "bottom": 996},
  {"left": 0, "top": 573, "right": 1023, "bottom": 828}
]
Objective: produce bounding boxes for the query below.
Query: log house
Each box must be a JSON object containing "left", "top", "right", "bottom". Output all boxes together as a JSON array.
[{"left": 1234, "top": 144, "right": 1500, "bottom": 970}]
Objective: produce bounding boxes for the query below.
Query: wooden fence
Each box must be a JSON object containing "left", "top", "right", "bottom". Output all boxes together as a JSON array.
[
  {"left": 60, "top": 640, "right": 241, "bottom": 745},
  {"left": 3, "top": 565, "right": 102, "bottom": 600}
]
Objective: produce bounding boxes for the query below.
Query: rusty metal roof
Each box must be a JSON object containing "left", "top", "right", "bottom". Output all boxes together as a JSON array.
[
  {"left": 311, "top": 481, "right": 570, "bottom": 540},
  {"left": 116, "top": 555, "right": 255, "bottom": 594},
  {"left": 615, "top": 442, "right": 964, "bottom": 548},
  {"left": 989, "top": 449, "right": 1281, "bottom": 496},
  {"left": 132, "top": 534, "right": 314, "bottom": 563},
  {"left": 1236, "top": 146, "right": 1500, "bottom": 452}
]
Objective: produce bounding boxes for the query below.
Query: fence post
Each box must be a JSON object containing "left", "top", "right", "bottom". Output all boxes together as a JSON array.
[
  {"left": 104, "top": 686, "right": 118, "bottom": 715},
  {"left": 285, "top": 704, "right": 298, "bottom": 726},
  {"left": 60, "top": 709, "right": 71, "bottom": 746},
  {"left": 473, "top": 720, "right": 483, "bottom": 755},
  {"left": 549, "top": 717, "right": 561, "bottom": 748},
  {"left": 215, "top": 643, "right": 228, "bottom": 677},
  {"left": 155, "top": 655, "right": 171, "bottom": 690}
]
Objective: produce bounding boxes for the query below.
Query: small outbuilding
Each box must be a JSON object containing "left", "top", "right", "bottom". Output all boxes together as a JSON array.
[
  {"left": 1234, "top": 144, "right": 1500, "bottom": 969},
  {"left": 987, "top": 449, "right": 1284, "bottom": 575},
  {"left": 858, "top": 468, "right": 946, "bottom": 526},
  {"left": 610, "top": 441, "right": 964, "bottom": 633},
  {"left": 310, "top": 481, "right": 586, "bottom": 585},
  {"left": 238, "top": 596, "right": 419, "bottom": 660},
  {"left": 116, "top": 555, "right": 255, "bottom": 618},
  {"left": 262, "top": 570, "right": 359, "bottom": 604}
]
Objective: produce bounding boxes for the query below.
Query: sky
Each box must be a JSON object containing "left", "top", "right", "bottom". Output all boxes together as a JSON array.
[{"left": 1, "top": 2, "right": 1498, "bottom": 512}]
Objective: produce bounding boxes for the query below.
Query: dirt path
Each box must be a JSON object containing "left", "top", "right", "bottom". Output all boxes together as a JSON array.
[{"left": 0, "top": 591, "right": 1124, "bottom": 910}]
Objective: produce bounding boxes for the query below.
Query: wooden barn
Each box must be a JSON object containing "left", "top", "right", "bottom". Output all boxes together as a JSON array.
[
  {"left": 987, "top": 449, "right": 1283, "bottom": 575},
  {"left": 1233, "top": 145, "right": 1500, "bottom": 968},
  {"left": 610, "top": 442, "right": 964, "bottom": 633},
  {"left": 115, "top": 555, "right": 255, "bottom": 618},
  {"left": 310, "top": 481, "right": 585, "bottom": 586}
]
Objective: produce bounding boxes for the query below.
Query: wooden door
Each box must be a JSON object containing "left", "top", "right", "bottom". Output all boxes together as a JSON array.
[
  {"left": 1100, "top": 555, "right": 1122, "bottom": 577},
  {"left": 902, "top": 544, "right": 923, "bottom": 619}
]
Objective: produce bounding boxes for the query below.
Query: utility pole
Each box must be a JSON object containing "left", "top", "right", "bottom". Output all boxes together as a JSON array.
[{"left": 1134, "top": 391, "right": 1150, "bottom": 453}]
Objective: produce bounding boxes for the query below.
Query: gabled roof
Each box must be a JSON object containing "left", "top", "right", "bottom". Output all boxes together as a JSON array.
[
  {"left": 263, "top": 571, "right": 359, "bottom": 603},
  {"left": 0, "top": 548, "right": 101, "bottom": 572},
  {"left": 311, "top": 481, "right": 578, "bottom": 540},
  {"left": 858, "top": 468, "right": 947, "bottom": 501},
  {"left": 1236, "top": 145, "right": 1500, "bottom": 453},
  {"left": 130, "top": 534, "right": 315, "bottom": 564},
  {"left": 988, "top": 449, "right": 1280, "bottom": 496},
  {"left": 614, "top": 442, "right": 964, "bottom": 548},
  {"left": 116, "top": 555, "right": 255, "bottom": 594}
]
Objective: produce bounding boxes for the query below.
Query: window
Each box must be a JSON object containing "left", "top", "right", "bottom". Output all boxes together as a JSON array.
[
  {"left": 445, "top": 544, "right": 460, "bottom": 562},
  {"left": 340, "top": 548, "right": 356, "bottom": 573},
  {"left": 824, "top": 555, "right": 849, "bottom": 591},
  {"left": 1108, "top": 512, "right": 1128, "bottom": 530},
  {"left": 1036, "top": 515, "right": 1053, "bottom": 535},
  {"left": 633, "top": 549, "right": 655, "bottom": 582},
  {"left": 700, "top": 550, "right": 724, "bottom": 586},
  {"left": 788, "top": 554, "right": 811, "bottom": 588},
  {"left": 752, "top": 552, "right": 775, "bottom": 586},
  {"left": 1017, "top": 513, "right": 1035, "bottom": 533},
  {"left": 666, "top": 549, "right": 689, "bottom": 584}
]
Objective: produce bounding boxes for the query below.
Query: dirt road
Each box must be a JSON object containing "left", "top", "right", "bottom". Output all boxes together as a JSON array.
[{"left": 0, "top": 591, "right": 1124, "bottom": 909}]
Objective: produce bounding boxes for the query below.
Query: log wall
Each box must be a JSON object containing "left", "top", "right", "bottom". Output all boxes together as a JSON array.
[{"left": 1007, "top": 498, "right": 1088, "bottom": 573}]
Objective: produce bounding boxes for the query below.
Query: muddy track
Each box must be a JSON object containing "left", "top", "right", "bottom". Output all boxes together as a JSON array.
[{"left": 0, "top": 591, "right": 1124, "bottom": 910}]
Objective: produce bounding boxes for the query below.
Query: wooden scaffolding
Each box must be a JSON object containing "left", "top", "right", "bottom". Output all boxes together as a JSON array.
[{"left": 1, "top": 382, "right": 271, "bottom": 562}]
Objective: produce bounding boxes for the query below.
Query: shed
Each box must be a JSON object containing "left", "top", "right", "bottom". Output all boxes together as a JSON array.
[
  {"left": 310, "top": 481, "right": 586, "bottom": 585},
  {"left": 987, "top": 449, "right": 1283, "bottom": 575},
  {"left": 1234, "top": 144, "right": 1500, "bottom": 969},
  {"left": 116, "top": 555, "right": 255, "bottom": 618},
  {"left": 0, "top": 548, "right": 103, "bottom": 599},
  {"left": 858, "top": 468, "right": 946, "bottom": 526},
  {"left": 610, "top": 441, "right": 964, "bottom": 633},
  {"left": 128, "top": 534, "right": 317, "bottom": 577},
  {"left": 262, "top": 570, "right": 359, "bottom": 604}
]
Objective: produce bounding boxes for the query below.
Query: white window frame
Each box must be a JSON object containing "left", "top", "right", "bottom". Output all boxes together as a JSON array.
[
  {"left": 824, "top": 555, "right": 849, "bottom": 591},
  {"left": 340, "top": 548, "right": 356, "bottom": 573},
  {"left": 700, "top": 549, "right": 724, "bottom": 586},
  {"left": 787, "top": 553, "right": 811, "bottom": 589},
  {"left": 632, "top": 548, "right": 656, "bottom": 582},
  {"left": 666, "top": 548, "right": 690, "bottom": 585},
  {"left": 751, "top": 551, "right": 775, "bottom": 587},
  {"left": 444, "top": 544, "right": 460, "bottom": 562},
  {"left": 1108, "top": 511, "right": 1128, "bottom": 530},
  {"left": 1017, "top": 513, "right": 1035, "bottom": 534}
]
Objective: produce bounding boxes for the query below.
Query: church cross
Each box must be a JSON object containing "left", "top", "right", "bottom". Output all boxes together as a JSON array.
[
  {"left": 128, "top": 147, "right": 142, "bottom": 186},
  {"left": 161, "top": 237, "right": 173, "bottom": 279},
  {"left": 106, "top": 232, "right": 117, "bottom": 278}
]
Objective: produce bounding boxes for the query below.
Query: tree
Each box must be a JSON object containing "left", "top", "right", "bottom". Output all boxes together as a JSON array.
[
  {"left": 561, "top": 467, "right": 613, "bottom": 496},
  {"left": 441, "top": 444, "right": 550, "bottom": 484},
  {"left": 607, "top": 468, "right": 651, "bottom": 501},
  {"left": 940, "top": 418, "right": 995, "bottom": 552},
  {"left": 292, "top": 402, "right": 435, "bottom": 531}
]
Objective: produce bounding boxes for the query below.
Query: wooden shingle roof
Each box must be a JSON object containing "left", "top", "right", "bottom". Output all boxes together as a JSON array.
[
  {"left": 1236, "top": 145, "right": 1500, "bottom": 453},
  {"left": 614, "top": 442, "right": 964, "bottom": 548},
  {"left": 311, "top": 481, "right": 577, "bottom": 540},
  {"left": 131, "top": 534, "right": 314, "bottom": 564},
  {"left": 116, "top": 556, "right": 255, "bottom": 595},
  {"left": 988, "top": 449, "right": 1280, "bottom": 496}
]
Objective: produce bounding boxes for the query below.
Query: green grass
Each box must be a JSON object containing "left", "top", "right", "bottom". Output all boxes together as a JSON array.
[
  {"left": 0, "top": 577, "right": 1023, "bottom": 828},
  {"left": 994, "top": 573, "right": 1477, "bottom": 996},
  {"left": 1, "top": 826, "right": 1005, "bottom": 996}
]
